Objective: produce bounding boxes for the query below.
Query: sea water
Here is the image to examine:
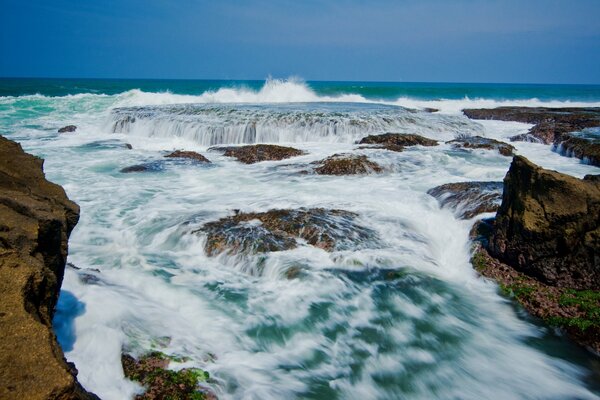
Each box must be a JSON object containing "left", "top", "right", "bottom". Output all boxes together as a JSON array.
[{"left": 1, "top": 78, "right": 600, "bottom": 399}]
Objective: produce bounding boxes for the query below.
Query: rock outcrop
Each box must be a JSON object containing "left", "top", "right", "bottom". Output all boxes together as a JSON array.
[
  {"left": 210, "top": 144, "right": 304, "bottom": 164},
  {"left": 553, "top": 135, "right": 600, "bottom": 167},
  {"left": 447, "top": 135, "right": 515, "bottom": 156},
  {"left": 310, "top": 154, "right": 383, "bottom": 175},
  {"left": 0, "top": 136, "right": 97, "bottom": 399},
  {"left": 164, "top": 150, "right": 211, "bottom": 163},
  {"left": 427, "top": 181, "right": 503, "bottom": 219},
  {"left": 489, "top": 156, "right": 600, "bottom": 290},
  {"left": 358, "top": 133, "right": 438, "bottom": 152}
]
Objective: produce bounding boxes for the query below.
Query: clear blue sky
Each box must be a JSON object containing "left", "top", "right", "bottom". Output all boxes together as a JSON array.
[{"left": 1, "top": 0, "right": 599, "bottom": 83}]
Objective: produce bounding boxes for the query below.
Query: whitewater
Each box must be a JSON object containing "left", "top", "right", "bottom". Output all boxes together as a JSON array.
[{"left": 1, "top": 79, "right": 600, "bottom": 399}]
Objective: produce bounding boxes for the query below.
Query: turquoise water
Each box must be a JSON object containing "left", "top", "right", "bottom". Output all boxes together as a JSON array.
[{"left": 1, "top": 78, "right": 600, "bottom": 399}]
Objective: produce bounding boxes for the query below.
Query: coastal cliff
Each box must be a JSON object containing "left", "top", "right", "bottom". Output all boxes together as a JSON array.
[{"left": 0, "top": 136, "right": 97, "bottom": 399}]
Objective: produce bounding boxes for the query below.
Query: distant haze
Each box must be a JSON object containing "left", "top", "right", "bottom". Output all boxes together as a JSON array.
[{"left": 1, "top": 0, "right": 599, "bottom": 84}]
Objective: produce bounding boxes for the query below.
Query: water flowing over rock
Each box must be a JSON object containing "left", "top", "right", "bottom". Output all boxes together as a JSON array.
[
  {"left": 553, "top": 134, "right": 600, "bottom": 167},
  {"left": 489, "top": 156, "right": 600, "bottom": 290},
  {"left": 427, "top": 181, "right": 503, "bottom": 219},
  {"left": 358, "top": 133, "right": 438, "bottom": 152},
  {"left": 164, "top": 150, "right": 211, "bottom": 163},
  {"left": 463, "top": 107, "right": 600, "bottom": 144},
  {"left": 311, "top": 153, "right": 383, "bottom": 175},
  {"left": 58, "top": 125, "right": 77, "bottom": 133},
  {"left": 447, "top": 135, "right": 515, "bottom": 156},
  {"left": 0, "top": 136, "right": 97, "bottom": 399},
  {"left": 195, "top": 208, "right": 377, "bottom": 256},
  {"left": 209, "top": 144, "right": 304, "bottom": 164}
]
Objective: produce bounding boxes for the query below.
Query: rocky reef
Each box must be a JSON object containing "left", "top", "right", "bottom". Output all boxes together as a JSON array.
[
  {"left": 473, "top": 155, "right": 600, "bottom": 351},
  {"left": 310, "top": 153, "right": 383, "bottom": 175},
  {"left": 553, "top": 135, "right": 600, "bottom": 167},
  {"left": 447, "top": 135, "right": 515, "bottom": 156},
  {"left": 427, "top": 181, "right": 503, "bottom": 219},
  {"left": 358, "top": 133, "right": 438, "bottom": 152},
  {"left": 0, "top": 136, "right": 97, "bottom": 399},
  {"left": 165, "top": 150, "right": 211, "bottom": 163},
  {"left": 209, "top": 144, "right": 304, "bottom": 164}
]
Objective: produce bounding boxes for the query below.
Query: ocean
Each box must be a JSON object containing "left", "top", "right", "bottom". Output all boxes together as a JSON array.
[{"left": 1, "top": 77, "right": 600, "bottom": 399}]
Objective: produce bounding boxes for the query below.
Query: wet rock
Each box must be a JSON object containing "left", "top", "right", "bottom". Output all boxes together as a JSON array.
[
  {"left": 584, "top": 174, "right": 600, "bottom": 182},
  {"left": 462, "top": 107, "right": 600, "bottom": 144},
  {"left": 165, "top": 150, "right": 211, "bottom": 163},
  {"left": 489, "top": 156, "right": 600, "bottom": 290},
  {"left": 0, "top": 135, "right": 97, "bottom": 399},
  {"left": 509, "top": 133, "right": 543, "bottom": 143},
  {"left": 311, "top": 153, "right": 383, "bottom": 175},
  {"left": 195, "top": 208, "right": 376, "bottom": 256},
  {"left": 58, "top": 125, "right": 77, "bottom": 133},
  {"left": 210, "top": 144, "right": 304, "bottom": 164},
  {"left": 427, "top": 181, "right": 503, "bottom": 219},
  {"left": 422, "top": 108, "right": 439, "bottom": 113},
  {"left": 120, "top": 162, "right": 163, "bottom": 173},
  {"left": 447, "top": 135, "right": 515, "bottom": 156},
  {"left": 122, "top": 352, "right": 214, "bottom": 400},
  {"left": 553, "top": 134, "right": 600, "bottom": 167},
  {"left": 125, "top": 143, "right": 133, "bottom": 149},
  {"left": 358, "top": 133, "right": 438, "bottom": 152}
]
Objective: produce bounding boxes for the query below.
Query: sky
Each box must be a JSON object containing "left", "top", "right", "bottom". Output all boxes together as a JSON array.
[{"left": 1, "top": 0, "right": 599, "bottom": 83}]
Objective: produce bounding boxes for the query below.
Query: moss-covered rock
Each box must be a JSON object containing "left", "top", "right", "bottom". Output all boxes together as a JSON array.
[
  {"left": 447, "top": 135, "right": 515, "bottom": 156},
  {"left": 210, "top": 144, "right": 304, "bottom": 164},
  {"left": 195, "top": 208, "right": 377, "bottom": 256},
  {"left": 310, "top": 153, "right": 383, "bottom": 175},
  {"left": 122, "top": 352, "right": 214, "bottom": 400}
]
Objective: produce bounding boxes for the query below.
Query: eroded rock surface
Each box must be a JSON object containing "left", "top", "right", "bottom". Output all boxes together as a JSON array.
[
  {"left": 165, "top": 150, "right": 211, "bottom": 163},
  {"left": 427, "top": 181, "right": 503, "bottom": 219},
  {"left": 195, "top": 208, "right": 377, "bottom": 256},
  {"left": 489, "top": 156, "right": 600, "bottom": 290},
  {"left": 358, "top": 133, "right": 438, "bottom": 152},
  {"left": 553, "top": 134, "right": 600, "bottom": 167},
  {"left": 210, "top": 144, "right": 304, "bottom": 164},
  {"left": 311, "top": 153, "right": 383, "bottom": 175},
  {"left": 447, "top": 135, "right": 515, "bottom": 156},
  {"left": 0, "top": 135, "right": 97, "bottom": 399}
]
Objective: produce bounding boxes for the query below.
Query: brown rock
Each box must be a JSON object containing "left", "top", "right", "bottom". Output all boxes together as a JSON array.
[
  {"left": 0, "top": 136, "right": 97, "bottom": 399},
  {"left": 358, "top": 133, "right": 438, "bottom": 152},
  {"left": 489, "top": 155, "right": 600, "bottom": 290},
  {"left": 165, "top": 150, "right": 211, "bottom": 163},
  {"left": 553, "top": 134, "right": 600, "bottom": 167},
  {"left": 427, "top": 181, "right": 503, "bottom": 219},
  {"left": 447, "top": 135, "right": 515, "bottom": 156},
  {"left": 311, "top": 154, "right": 383, "bottom": 175},
  {"left": 210, "top": 144, "right": 304, "bottom": 164}
]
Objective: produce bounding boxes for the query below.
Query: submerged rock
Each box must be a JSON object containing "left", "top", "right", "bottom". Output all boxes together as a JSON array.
[
  {"left": 165, "top": 150, "right": 211, "bottom": 163},
  {"left": 122, "top": 352, "right": 214, "bottom": 400},
  {"left": 210, "top": 144, "right": 304, "bottom": 164},
  {"left": 0, "top": 136, "right": 97, "bottom": 399},
  {"left": 427, "top": 181, "right": 503, "bottom": 219},
  {"left": 120, "top": 162, "right": 163, "bottom": 173},
  {"left": 311, "top": 153, "right": 383, "bottom": 175},
  {"left": 447, "top": 135, "right": 515, "bottom": 156},
  {"left": 489, "top": 156, "right": 600, "bottom": 290},
  {"left": 358, "top": 133, "right": 438, "bottom": 152},
  {"left": 463, "top": 107, "right": 600, "bottom": 144},
  {"left": 553, "top": 134, "right": 600, "bottom": 167},
  {"left": 195, "top": 208, "right": 376, "bottom": 256},
  {"left": 58, "top": 125, "right": 77, "bottom": 133}
]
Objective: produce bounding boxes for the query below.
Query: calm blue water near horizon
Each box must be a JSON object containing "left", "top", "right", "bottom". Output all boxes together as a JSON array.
[{"left": 2, "top": 77, "right": 600, "bottom": 101}]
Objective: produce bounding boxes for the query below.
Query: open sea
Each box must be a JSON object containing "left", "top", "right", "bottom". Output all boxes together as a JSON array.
[{"left": 1, "top": 77, "right": 600, "bottom": 399}]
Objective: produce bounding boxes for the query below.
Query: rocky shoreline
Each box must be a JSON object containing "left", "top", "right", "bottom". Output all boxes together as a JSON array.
[{"left": 0, "top": 136, "right": 97, "bottom": 399}]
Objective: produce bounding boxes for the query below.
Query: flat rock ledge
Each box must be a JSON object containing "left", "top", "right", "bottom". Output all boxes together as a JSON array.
[
  {"left": 447, "top": 135, "right": 515, "bottom": 156},
  {"left": 209, "top": 144, "right": 304, "bottom": 164},
  {"left": 195, "top": 208, "right": 377, "bottom": 256},
  {"left": 427, "top": 181, "right": 503, "bottom": 219},
  {"left": 0, "top": 136, "right": 98, "bottom": 399},
  {"left": 165, "top": 150, "right": 211, "bottom": 163},
  {"left": 310, "top": 153, "right": 383, "bottom": 175},
  {"left": 358, "top": 133, "right": 438, "bottom": 152}
]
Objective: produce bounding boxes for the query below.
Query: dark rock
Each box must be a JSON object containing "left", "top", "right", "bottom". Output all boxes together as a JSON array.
[
  {"left": 165, "top": 150, "right": 211, "bottom": 163},
  {"left": 584, "top": 174, "right": 600, "bottom": 182},
  {"left": 120, "top": 162, "right": 163, "bottom": 173},
  {"left": 489, "top": 156, "right": 600, "bottom": 290},
  {"left": 210, "top": 144, "right": 304, "bottom": 164},
  {"left": 125, "top": 143, "right": 133, "bottom": 149},
  {"left": 422, "top": 108, "right": 439, "bottom": 113},
  {"left": 311, "top": 153, "right": 383, "bottom": 175},
  {"left": 358, "top": 133, "right": 438, "bottom": 152},
  {"left": 58, "top": 125, "right": 77, "bottom": 133},
  {"left": 509, "top": 133, "right": 543, "bottom": 143},
  {"left": 122, "top": 352, "right": 214, "bottom": 400},
  {"left": 462, "top": 107, "right": 600, "bottom": 144},
  {"left": 427, "top": 181, "right": 503, "bottom": 219},
  {"left": 447, "top": 135, "right": 515, "bottom": 156},
  {"left": 0, "top": 135, "right": 97, "bottom": 399},
  {"left": 553, "top": 134, "right": 600, "bottom": 167},
  {"left": 195, "top": 208, "right": 377, "bottom": 256}
]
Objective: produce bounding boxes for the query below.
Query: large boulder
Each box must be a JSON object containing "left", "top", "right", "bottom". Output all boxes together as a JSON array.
[
  {"left": 489, "top": 156, "right": 600, "bottom": 290},
  {"left": 0, "top": 136, "right": 97, "bottom": 399}
]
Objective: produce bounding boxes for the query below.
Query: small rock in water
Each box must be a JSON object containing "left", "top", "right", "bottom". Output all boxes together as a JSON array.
[
  {"left": 209, "top": 144, "right": 304, "bottom": 164},
  {"left": 58, "top": 125, "right": 77, "bottom": 133},
  {"left": 195, "top": 208, "right": 377, "bottom": 256},
  {"left": 311, "top": 153, "right": 383, "bottom": 175},
  {"left": 120, "top": 162, "right": 163, "bottom": 173},
  {"left": 427, "top": 181, "right": 504, "bottom": 219},
  {"left": 165, "top": 150, "right": 211, "bottom": 163},
  {"left": 447, "top": 135, "right": 515, "bottom": 156},
  {"left": 358, "top": 133, "right": 438, "bottom": 152},
  {"left": 125, "top": 143, "right": 133, "bottom": 149}
]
